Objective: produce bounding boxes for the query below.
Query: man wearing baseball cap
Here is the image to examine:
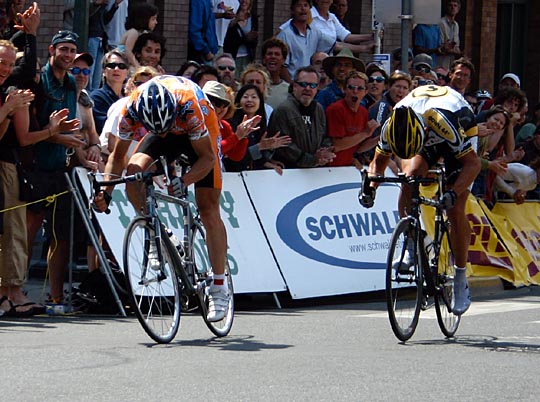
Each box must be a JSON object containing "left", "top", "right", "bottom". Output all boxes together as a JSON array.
[
  {"left": 28, "top": 29, "right": 85, "bottom": 306},
  {"left": 480, "top": 72, "right": 522, "bottom": 112},
  {"left": 411, "top": 53, "right": 437, "bottom": 83},
  {"left": 500, "top": 73, "right": 520, "bottom": 89}
]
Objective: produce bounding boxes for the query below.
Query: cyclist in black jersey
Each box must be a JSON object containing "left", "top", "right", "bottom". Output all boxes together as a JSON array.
[{"left": 360, "top": 84, "right": 481, "bottom": 315}]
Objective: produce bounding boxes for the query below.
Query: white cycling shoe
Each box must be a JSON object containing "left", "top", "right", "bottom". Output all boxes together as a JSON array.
[
  {"left": 392, "top": 239, "right": 415, "bottom": 275},
  {"left": 452, "top": 280, "right": 471, "bottom": 315},
  {"left": 207, "top": 287, "right": 230, "bottom": 322}
]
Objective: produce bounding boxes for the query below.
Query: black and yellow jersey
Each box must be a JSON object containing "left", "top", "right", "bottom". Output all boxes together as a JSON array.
[{"left": 377, "top": 85, "right": 477, "bottom": 159}]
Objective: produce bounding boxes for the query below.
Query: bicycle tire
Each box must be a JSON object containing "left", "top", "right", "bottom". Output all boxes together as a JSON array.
[
  {"left": 386, "top": 218, "right": 423, "bottom": 342},
  {"left": 123, "top": 217, "right": 181, "bottom": 343},
  {"left": 190, "top": 222, "right": 234, "bottom": 337},
  {"left": 434, "top": 227, "right": 461, "bottom": 337}
]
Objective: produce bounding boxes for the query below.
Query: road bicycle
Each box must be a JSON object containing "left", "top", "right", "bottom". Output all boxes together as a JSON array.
[
  {"left": 91, "top": 157, "right": 234, "bottom": 343},
  {"left": 360, "top": 167, "right": 460, "bottom": 341}
]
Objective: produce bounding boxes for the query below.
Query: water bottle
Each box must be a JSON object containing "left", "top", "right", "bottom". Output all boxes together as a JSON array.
[
  {"left": 166, "top": 228, "right": 184, "bottom": 257},
  {"left": 424, "top": 233, "right": 435, "bottom": 263}
]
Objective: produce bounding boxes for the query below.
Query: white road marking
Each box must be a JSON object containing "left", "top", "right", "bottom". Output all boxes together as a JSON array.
[{"left": 352, "top": 300, "right": 540, "bottom": 320}]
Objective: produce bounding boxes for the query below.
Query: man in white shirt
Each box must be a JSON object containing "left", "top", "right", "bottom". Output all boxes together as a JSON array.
[
  {"left": 438, "top": 0, "right": 463, "bottom": 70},
  {"left": 213, "top": 0, "right": 239, "bottom": 55},
  {"left": 105, "top": 0, "right": 128, "bottom": 49},
  {"left": 276, "top": 0, "right": 325, "bottom": 80}
]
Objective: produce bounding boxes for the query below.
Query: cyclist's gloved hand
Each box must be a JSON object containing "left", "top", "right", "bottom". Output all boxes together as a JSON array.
[
  {"left": 359, "top": 186, "right": 376, "bottom": 209},
  {"left": 441, "top": 189, "right": 457, "bottom": 210},
  {"left": 169, "top": 176, "right": 187, "bottom": 198}
]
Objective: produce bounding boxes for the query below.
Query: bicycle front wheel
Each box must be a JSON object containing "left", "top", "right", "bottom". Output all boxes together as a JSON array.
[
  {"left": 434, "top": 227, "right": 461, "bottom": 337},
  {"left": 191, "top": 223, "right": 234, "bottom": 337},
  {"left": 123, "top": 217, "right": 181, "bottom": 343},
  {"left": 386, "top": 218, "right": 423, "bottom": 342}
]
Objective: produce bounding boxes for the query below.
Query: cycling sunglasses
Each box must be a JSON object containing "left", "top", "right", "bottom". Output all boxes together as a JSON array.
[
  {"left": 70, "top": 67, "right": 91, "bottom": 75},
  {"left": 295, "top": 81, "right": 318, "bottom": 89},
  {"left": 217, "top": 65, "right": 236, "bottom": 71},
  {"left": 347, "top": 84, "right": 366, "bottom": 91},
  {"left": 105, "top": 62, "right": 128, "bottom": 70},
  {"left": 415, "top": 66, "right": 431, "bottom": 74},
  {"left": 369, "top": 76, "right": 386, "bottom": 83}
]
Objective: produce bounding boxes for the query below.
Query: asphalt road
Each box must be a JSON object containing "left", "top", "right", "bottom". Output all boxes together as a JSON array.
[{"left": 2, "top": 285, "right": 540, "bottom": 402}]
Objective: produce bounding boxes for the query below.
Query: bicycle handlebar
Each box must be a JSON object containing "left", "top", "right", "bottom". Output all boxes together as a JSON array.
[
  {"left": 362, "top": 169, "right": 443, "bottom": 186},
  {"left": 360, "top": 168, "right": 446, "bottom": 209}
]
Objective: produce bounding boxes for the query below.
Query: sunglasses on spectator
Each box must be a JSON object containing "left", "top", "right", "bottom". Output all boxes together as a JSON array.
[
  {"left": 214, "top": 100, "right": 230, "bottom": 108},
  {"left": 105, "top": 62, "right": 128, "bottom": 70},
  {"left": 347, "top": 84, "right": 366, "bottom": 91},
  {"left": 417, "top": 79, "right": 434, "bottom": 86},
  {"left": 415, "top": 66, "right": 431, "bottom": 73},
  {"left": 368, "top": 76, "right": 386, "bottom": 83},
  {"left": 217, "top": 65, "right": 236, "bottom": 71},
  {"left": 70, "top": 67, "right": 91, "bottom": 75},
  {"left": 295, "top": 81, "right": 318, "bottom": 89}
]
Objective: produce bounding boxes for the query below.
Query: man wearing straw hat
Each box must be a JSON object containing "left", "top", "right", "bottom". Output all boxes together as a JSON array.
[{"left": 315, "top": 47, "right": 365, "bottom": 110}]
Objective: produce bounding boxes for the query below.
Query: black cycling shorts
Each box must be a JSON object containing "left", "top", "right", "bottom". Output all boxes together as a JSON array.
[
  {"left": 418, "top": 142, "right": 463, "bottom": 185},
  {"left": 135, "top": 133, "right": 221, "bottom": 189}
]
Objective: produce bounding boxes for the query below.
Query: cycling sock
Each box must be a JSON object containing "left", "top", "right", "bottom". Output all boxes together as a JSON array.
[
  {"left": 213, "top": 274, "right": 227, "bottom": 291},
  {"left": 454, "top": 266, "right": 467, "bottom": 282}
]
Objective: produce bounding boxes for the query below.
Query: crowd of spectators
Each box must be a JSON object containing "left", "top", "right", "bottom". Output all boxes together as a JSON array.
[{"left": 0, "top": 0, "right": 538, "bottom": 317}]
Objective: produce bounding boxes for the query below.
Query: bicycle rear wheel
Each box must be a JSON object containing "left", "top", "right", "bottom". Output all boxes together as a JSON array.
[
  {"left": 123, "top": 217, "right": 181, "bottom": 343},
  {"left": 434, "top": 227, "right": 461, "bottom": 337},
  {"left": 191, "top": 223, "right": 234, "bottom": 337},
  {"left": 386, "top": 218, "right": 423, "bottom": 342}
]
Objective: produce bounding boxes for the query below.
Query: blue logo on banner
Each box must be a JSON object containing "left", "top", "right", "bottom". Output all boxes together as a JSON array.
[{"left": 276, "top": 183, "right": 398, "bottom": 270}]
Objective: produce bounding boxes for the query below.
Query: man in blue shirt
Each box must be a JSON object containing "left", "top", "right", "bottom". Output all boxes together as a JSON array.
[
  {"left": 188, "top": 0, "right": 218, "bottom": 65},
  {"left": 316, "top": 48, "right": 365, "bottom": 110},
  {"left": 413, "top": 23, "right": 442, "bottom": 66}
]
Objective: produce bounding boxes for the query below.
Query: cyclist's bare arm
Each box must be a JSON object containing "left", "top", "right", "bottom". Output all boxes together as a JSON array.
[
  {"left": 94, "top": 137, "right": 131, "bottom": 212},
  {"left": 183, "top": 135, "right": 215, "bottom": 186},
  {"left": 367, "top": 149, "right": 392, "bottom": 188}
]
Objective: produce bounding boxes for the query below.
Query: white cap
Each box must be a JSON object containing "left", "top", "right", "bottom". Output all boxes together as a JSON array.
[{"left": 500, "top": 73, "right": 520, "bottom": 87}]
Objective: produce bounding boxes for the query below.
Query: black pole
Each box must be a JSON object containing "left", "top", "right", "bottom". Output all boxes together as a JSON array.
[
  {"left": 73, "top": 0, "right": 89, "bottom": 51},
  {"left": 400, "top": 0, "right": 412, "bottom": 74}
]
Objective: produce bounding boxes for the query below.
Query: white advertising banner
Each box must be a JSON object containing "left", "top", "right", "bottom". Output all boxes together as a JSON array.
[
  {"left": 218, "top": 173, "right": 287, "bottom": 293},
  {"left": 243, "top": 168, "right": 401, "bottom": 299},
  {"left": 75, "top": 168, "right": 287, "bottom": 294}
]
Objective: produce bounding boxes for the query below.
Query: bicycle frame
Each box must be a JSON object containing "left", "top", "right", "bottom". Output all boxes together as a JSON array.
[
  {"left": 90, "top": 156, "right": 234, "bottom": 342},
  {"left": 155, "top": 190, "right": 211, "bottom": 296},
  {"left": 362, "top": 166, "right": 459, "bottom": 340}
]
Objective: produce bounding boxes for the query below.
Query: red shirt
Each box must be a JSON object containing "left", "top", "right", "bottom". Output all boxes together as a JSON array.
[
  {"left": 326, "top": 99, "right": 368, "bottom": 166},
  {"left": 220, "top": 120, "right": 248, "bottom": 162}
]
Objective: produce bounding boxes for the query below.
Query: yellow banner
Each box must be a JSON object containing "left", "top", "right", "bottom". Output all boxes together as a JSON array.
[
  {"left": 420, "top": 184, "right": 536, "bottom": 285},
  {"left": 469, "top": 198, "right": 529, "bottom": 284},
  {"left": 490, "top": 202, "right": 540, "bottom": 284}
]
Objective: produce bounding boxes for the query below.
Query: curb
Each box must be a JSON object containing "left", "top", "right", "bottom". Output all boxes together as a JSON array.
[{"left": 469, "top": 276, "right": 504, "bottom": 297}]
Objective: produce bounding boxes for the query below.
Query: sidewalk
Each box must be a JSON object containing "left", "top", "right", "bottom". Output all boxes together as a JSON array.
[
  {"left": 469, "top": 275, "right": 505, "bottom": 297},
  {"left": 24, "top": 269, "right": 506, "bottom": 311}
]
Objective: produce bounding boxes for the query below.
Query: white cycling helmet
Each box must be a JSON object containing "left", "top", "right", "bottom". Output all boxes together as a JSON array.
[{"left": 134, "top": 81, "right": 177, "bottom": 136}]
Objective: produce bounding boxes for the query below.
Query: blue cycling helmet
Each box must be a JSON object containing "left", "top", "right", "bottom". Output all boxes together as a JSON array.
[{"left": 134, "top": 81, "right": 177, "bottom": 136}]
